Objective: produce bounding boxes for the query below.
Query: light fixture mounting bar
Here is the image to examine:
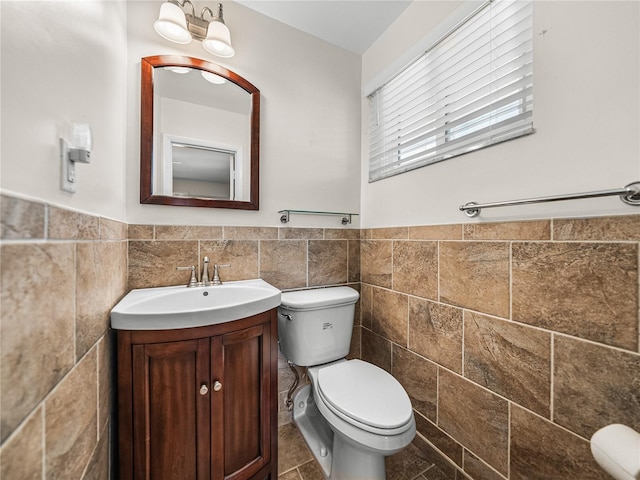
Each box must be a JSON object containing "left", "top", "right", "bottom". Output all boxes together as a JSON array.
[{"left": 184, "top": 13, "right": 208, "bottom": 40}]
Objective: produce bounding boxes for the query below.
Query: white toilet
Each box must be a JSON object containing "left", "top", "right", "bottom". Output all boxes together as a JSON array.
[{"left": 278, "top": 286, "right": 416, "bottom": 480}]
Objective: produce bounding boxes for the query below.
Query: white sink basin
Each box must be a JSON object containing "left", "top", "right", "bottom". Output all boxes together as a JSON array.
[{"left": 110, "top": 279, "right": 281, "bottom": 330}]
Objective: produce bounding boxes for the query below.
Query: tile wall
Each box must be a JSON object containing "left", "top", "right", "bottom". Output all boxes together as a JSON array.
[
  {"left": 0, "top": 194, "right": 128, "bottom": 479},
  {"left": 127, "top": 225, "right": 361, "bottom": 291},
  {"left": 2, "top": 189, "right": 639, "bottom": 480},
  {"left": 360, "top": 217, "right": 640, "bottom": 480}
]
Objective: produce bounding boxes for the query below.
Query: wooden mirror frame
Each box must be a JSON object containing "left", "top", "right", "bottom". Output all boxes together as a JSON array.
[{"left": 140, "top": 55, "right": 260, "bottom": 210}]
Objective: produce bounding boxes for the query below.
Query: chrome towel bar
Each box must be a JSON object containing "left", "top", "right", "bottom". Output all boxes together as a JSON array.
[
  {"left": 460, "top": 181, "right": 640, "bottom": 217},
  {"left": 279, "top": 209, "right": 359, "bottom": 225}
]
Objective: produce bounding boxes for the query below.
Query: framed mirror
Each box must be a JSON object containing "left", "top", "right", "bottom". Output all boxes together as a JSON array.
[{"left": 140, "top": 55, "right": 260, "bottom": 209}]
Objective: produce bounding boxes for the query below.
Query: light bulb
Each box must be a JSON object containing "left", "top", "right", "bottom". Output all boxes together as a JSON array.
[{"left": 210, "top": 40, "right": 225, "bottom": 52}]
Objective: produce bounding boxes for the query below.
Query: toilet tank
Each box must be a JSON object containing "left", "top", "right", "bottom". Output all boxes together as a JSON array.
[{"left": 278, "top": 286, "right": 359, "bottom": 366}]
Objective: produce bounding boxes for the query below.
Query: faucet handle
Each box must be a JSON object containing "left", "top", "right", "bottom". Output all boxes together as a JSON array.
[
  {"left": 212, "top": 264, "right": 230, "bottom": 285},
  {"left": 176, "top": 266, "right": 199, "bottom": 287}
]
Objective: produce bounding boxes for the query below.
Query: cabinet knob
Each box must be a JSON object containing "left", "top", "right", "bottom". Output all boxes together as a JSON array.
[
  {"left": 213, "top": 381, "right": 222, "bottom": 392},
  {"left": 199, "top": 383, "right": 209, "bottom": 395}
]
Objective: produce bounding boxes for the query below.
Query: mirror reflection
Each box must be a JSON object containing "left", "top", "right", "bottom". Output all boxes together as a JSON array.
[
  {"left": 168, "top": 141, "right": 236, "bottom": 200},
  {"left": 140, "top": 56, "right": 260, "bottom": 210}
]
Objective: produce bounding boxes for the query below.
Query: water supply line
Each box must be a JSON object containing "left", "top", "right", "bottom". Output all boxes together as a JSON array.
[{"left": 285, "top": 360, "right": 300, "bottom": 411}]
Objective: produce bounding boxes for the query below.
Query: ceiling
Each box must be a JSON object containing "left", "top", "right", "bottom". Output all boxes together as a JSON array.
[{"left": 235, "top": 0, "right": 412, "bottom": 54}]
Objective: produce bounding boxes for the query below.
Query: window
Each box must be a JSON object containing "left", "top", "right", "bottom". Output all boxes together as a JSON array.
[{"left": 368, "top": 0, "right": 533, "bottom": 182}]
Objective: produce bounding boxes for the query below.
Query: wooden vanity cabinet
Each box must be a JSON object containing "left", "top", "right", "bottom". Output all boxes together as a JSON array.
[{"left": 117, "top": 309, "right": 278, "bottom": 480}]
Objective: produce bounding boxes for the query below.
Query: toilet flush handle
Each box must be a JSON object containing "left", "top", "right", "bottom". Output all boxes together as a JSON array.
[{"left": 280, "top": 313, "right": 293, "bottom": 321}]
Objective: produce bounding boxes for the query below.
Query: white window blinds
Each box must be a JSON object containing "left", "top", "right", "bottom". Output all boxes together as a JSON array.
[{"left": 368, "top": 0, "right": 533, "bottom": 182}]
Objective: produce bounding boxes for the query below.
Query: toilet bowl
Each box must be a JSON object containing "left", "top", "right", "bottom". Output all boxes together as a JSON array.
[
  {"left": 312, "top": 359, "right": 415, "bottom": 450},
  {"left": 278, "top": 287, "right": 416, "bottom": 480}
]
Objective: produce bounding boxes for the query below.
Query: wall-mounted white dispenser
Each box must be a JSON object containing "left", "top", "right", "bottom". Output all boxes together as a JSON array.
[
  {"left": 60, "top": 122, "right": 93, "bottom": 193},
  {"left": 590, "top": 424, "right": 640, "bottom": 480}
]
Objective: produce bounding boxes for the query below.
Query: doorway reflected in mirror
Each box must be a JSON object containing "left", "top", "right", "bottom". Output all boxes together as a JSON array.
[{"left": 162, "top": 137, "right": 242, "bottom": 201}]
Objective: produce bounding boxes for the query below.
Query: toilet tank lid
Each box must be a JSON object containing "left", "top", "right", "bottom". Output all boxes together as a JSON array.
[{"left": 280, "top": 287, "right": 359, "bottom": 311}]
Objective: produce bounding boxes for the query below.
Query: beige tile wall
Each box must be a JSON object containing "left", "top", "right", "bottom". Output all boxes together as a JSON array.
[
  {"left": 0, "top": 194, "right": 127, "bottom": 479},
  {"left": 127, "top": 225, "right": 361, "bottom": 291},
  {"left": 3, "top": 191, "right": 638, "bottom": 480},
  {"left": 361, "top": 217, "right": 640, "bottom": 480}
]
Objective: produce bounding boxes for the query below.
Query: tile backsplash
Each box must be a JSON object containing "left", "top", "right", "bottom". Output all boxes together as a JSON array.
[
  {"left": 2, "top": 192, "right": 639, "bottom": 480},
  {"left": 128, "top": 224, "right": 361, "bottom": 291}
]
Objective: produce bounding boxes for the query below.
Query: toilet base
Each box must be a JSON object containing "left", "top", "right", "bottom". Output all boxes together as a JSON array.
[
  {"left": 330, "top": 433, "right": 385, "bottom": 480},
  {"left": 292, "top": 385, "right": 333, "bottom": 478},
  {"left": 292, "top": 385, "right": 387, "bottom": 480}
]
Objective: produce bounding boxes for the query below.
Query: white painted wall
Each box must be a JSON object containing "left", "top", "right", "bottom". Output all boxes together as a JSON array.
[
  {"left": 1, "top": 1, "right": 361, "bottom": 228},
  {"left": 1, "top": 1, "right": 128, "bottom": 222},
  {"left": 6, "top": 1, "right": 629, "bottom": 229},
  {"left": 126, "top": 1, "right": 362, "bottom": 227},
  {"left": 361, "top": 1, "right": 640, "bottom": 227}
]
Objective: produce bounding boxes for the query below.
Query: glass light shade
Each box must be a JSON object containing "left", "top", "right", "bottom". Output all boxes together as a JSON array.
[
  {"left": 164, "top": 66, "right": 191, "bottom": 74},
  {"left": 154, "top": 2, "right": 191, "bottom": 44},
  {"left": 201, "top": 71, "right": 226, "bottom": 84},
  {"left": 202, "top": 20, "right": 235, "bottom": 57}
]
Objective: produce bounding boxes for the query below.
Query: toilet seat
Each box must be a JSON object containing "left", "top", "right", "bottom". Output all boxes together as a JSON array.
[{"left": 312, "top": 360, "right": 414, "bottom": 436}]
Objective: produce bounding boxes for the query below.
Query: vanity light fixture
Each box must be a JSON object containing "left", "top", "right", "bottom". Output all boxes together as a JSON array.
[
  {"left": 154, "top": 1, "right": 235, "bottom": 58},
  {"left": 201, "top": 70, "right": 226, "bottom": 84},
  {"left": 163, "top": 65, "right": 226, "bottom": 83},
  {"left": 163, "top": 66, "right": 191, "bottom": 74}
]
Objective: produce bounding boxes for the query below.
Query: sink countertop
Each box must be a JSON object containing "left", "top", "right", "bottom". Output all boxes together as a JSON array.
[{"left": 110, "top": 278, "right": 281, "bottom": 330}]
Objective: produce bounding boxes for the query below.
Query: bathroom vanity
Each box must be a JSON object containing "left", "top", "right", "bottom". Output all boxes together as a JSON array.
[
  {"left": 111, "top": 279, "right": 281, "bottom": 480},
  {"left": 117, "top": 309, "right": 277, "bottom": 480}
]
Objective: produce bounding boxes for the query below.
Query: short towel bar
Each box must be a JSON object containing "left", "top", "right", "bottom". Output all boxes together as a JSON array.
[
  {"left": 278, "top": 209, "right": 359, "bottom": 225},
  {"left": 460, "top": 181, "right": 640, "bottom": 217}
]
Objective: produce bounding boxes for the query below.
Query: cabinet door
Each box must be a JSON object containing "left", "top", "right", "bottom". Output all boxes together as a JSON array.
[
  {"left": 213, "top": 323, "right": 271, "bottom": 480},
  {"left": 132, "top": 338, "right": 211, "bottom": 480}
]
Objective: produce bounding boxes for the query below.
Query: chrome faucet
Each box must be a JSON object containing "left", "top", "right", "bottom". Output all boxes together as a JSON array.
[
  {"left": 212, "top": 264, "right": 230, "bottom": 285},
  {"left": 202, "top": 257, "right": 212, "bottom": 286}
]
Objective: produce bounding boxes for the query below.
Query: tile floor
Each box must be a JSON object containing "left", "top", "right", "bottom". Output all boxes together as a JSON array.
[{"left": 278, "top": 423, "right": 464, "bottom": 480}]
